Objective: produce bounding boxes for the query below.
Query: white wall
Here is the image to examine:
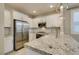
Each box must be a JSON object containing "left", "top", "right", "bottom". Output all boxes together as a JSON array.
[{"left": 63, "top": 8, "right": 79, "bottom": 42}]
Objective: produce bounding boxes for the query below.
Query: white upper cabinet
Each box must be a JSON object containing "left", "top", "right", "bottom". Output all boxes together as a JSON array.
[
  {"left": 4, "top": 9, "right": 11, "bottom": 27},
  {"left": 22, "top": 13, "right": 32, "bottom": 27},
  {"left": 46, "top": 14, "right": 61, "bottom": 27},
  {"left": 22, "top": 14, "right": 31, "bottom": 22},
  {"left": 13, "top": 10, "right": 32, "bottom": 27},
  {"left": 13, "top": 10, "right": 23, "bottom": 20},
  {"left": 13, "top": 10, "right": 31, "bottom": 22},
  {"left": 32, "top": 17, "right": 42, "bottom": 28},
  {"left": 32, "top": 14, "right": 61, "bottom": 28}
]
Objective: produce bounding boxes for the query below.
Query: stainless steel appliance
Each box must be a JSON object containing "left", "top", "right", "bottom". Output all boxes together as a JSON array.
[{"left": 14, "top": 20, "right": 29, "bottom": 50}]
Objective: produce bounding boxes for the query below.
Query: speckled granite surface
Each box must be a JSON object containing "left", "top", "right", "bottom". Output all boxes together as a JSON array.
[{"left": 25, "top": 34, "right": 79, "bottom": 55}]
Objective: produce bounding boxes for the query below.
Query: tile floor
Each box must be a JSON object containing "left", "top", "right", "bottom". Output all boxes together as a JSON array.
[{"left": 7, "top": 48, "right": 41, "bottom": 55}]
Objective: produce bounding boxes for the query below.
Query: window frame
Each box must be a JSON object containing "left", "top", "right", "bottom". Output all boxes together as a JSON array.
[{"left": 71, "top": 8, "right": 79, "bottom": 34}]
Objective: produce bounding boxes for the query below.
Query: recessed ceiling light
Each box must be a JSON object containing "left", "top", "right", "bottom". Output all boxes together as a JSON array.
[
  {"left": 50, "top": 5, "right": 54, "bottom": 8},
  {"left": 33, "top": 10, "right": 36, "bottom": 13}
]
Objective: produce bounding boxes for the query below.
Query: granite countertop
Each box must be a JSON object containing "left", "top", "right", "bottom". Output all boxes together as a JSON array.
[
  {"left": 37, "top": 32, "right": 48, "bottom": 34},
  {"left": 25, "top": 34, "right": 79, "bottom": 55}
]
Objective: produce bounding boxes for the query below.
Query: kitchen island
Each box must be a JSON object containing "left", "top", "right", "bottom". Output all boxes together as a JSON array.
[{"left": 24, "top": 34, "right": 79, "bottom": 55}]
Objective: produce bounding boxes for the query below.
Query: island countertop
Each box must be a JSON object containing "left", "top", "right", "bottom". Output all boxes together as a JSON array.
[{"left": 24, "top": 34, "right": 79, "bottom": 55}]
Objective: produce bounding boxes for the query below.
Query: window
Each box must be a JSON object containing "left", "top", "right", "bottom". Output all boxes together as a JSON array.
[{"left": 71, "top": 9, "right": 79, "bottom": 34}]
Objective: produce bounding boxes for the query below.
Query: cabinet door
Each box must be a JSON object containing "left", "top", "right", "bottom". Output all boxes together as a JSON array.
[
  {"left": 46, "top": 14, "right": 60, "bottom": 27},
  {"left": 4, "top": 9, "right": 11, "bottom": 27},
  {"left": 22, "top": 14, "right": 28, "bottom": 21},
  {"left": 4, "top": 37, "right": 13, "bottom": 53}
]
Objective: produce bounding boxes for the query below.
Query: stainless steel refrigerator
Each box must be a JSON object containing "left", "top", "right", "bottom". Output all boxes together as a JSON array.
[{"left": 14, "top": 20, "right": 29, "bottom": 50}]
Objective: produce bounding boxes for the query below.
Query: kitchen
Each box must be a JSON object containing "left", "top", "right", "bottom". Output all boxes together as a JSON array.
[{"left": 0, "top": 3, "right": 79, "bottom": 55}]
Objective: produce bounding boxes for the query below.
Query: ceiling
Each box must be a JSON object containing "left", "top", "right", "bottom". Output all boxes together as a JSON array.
[
  {"left": 63, "top": 3, "right": 79, "bottom": 9},
  {"left": 5, "top": 3, "right": 60, "bottom": 18},
  {"left": 5, "top": 3, "right": 79, "bottom": 18}
]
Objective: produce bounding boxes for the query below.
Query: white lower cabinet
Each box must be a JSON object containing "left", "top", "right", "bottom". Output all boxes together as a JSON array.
[{"left": 4, "top": 36, "right": 13, "bottom": 53}]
